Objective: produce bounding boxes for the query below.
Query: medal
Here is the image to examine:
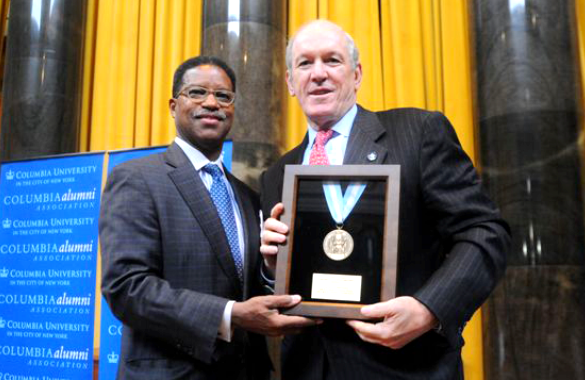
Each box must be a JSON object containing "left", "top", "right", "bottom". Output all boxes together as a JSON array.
[
  {"left": 321, "top": 181, "right": 366, "bottom": 261},
  {"left": 323, "top": 227, "right": 354, "bottom": 260}
]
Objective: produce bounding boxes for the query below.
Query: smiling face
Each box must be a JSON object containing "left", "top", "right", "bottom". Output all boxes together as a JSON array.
[
  {"left": 286, "top": 22, "right": 362, "bottom": 130},
  {"left": 169, "top": 65, "right": 234, "bottom": 160}
]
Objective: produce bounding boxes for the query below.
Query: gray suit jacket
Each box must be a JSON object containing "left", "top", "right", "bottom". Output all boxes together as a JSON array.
[
  {"left": 261, "top": 106, "right": 510, "bottom": 380},
  {"left": 100, "top": 142, "right": 270, "bottom": 380}
]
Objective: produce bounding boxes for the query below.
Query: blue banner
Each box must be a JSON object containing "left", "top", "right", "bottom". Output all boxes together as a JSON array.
[
  {"left": 0, "top": 153, "right": 105, "bottom": 380},
  {"left": 98, "top": 141, "right": 233, "bottom": 379}
]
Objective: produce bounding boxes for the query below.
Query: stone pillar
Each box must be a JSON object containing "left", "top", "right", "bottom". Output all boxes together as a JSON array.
[
  {"left": 201, "top": 0, "right": 286, "bottom": 191},
  {"left": 0, "top": 0, "right": 87, "bottom": 161},
  {"left": 472, "top": 1, "right": 585, "bottom": 379}
]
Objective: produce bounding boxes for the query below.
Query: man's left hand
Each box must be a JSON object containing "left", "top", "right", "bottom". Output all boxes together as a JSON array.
[{"left": 346, "top": 296, "right": 438, "bottom": 349}]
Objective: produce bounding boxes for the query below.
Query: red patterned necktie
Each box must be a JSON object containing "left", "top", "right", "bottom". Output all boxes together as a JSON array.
[{"left": 309, "top": 129, "right": 334, "bottom": 165}]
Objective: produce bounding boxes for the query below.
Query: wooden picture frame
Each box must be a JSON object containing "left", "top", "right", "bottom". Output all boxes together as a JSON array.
[{"left": 275, "top": 165, "right": 400, "bottom": 319}]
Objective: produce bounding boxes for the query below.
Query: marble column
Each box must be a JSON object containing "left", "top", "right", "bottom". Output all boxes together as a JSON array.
[
  {"left": 201, "top": 0, "right": 286, "bottom": 191},
  {"left": 0, "top": 0, "right": 86, "bottom": 161},
  {"left": 472, "top": 1, "right": 585, "bottom": 379}
]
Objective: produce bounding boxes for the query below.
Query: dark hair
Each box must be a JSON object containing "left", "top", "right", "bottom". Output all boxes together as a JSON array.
[{"left": 172, "top": 56, "right": 236, "bottom": 98}]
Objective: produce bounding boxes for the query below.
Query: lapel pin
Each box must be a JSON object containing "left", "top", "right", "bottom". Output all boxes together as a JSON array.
[{"left": 367, "top": 151, "right": 377, "bottom": 162}]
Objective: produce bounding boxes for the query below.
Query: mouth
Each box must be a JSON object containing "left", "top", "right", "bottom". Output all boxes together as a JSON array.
[
  {"left": 193, "top": 111, "right": 227, "bottom": 122},
  {"left": 308, "top": 87, "right": 334, "bottom": 98},
  {"left": 197, "top": 115, "right": 221, "bottom": 121}
]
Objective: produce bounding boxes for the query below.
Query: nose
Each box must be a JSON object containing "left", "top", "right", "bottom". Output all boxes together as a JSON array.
[
  {"left": 201, "top": 92, "right": 220, "bottom": 109},
  {"left": 310, "top": 60, "right": 327, "bottom": 83}
]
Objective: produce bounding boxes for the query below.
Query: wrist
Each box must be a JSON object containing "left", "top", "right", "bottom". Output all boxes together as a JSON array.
[{"left": 231, "top": 301, "right": 244, "bottom": 328}]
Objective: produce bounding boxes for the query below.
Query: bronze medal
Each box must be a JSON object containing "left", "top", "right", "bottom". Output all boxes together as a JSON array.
[{"left": 323, "top": 228, "right": 354, "bottom": 261}]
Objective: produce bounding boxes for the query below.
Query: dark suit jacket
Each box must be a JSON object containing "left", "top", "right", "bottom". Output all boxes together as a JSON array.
[
  {"left": 260, "top": 106, "right": 510, "bottom": 380},
  {"left": 100, "top": 142, "right": 270, "bottom": 380}
]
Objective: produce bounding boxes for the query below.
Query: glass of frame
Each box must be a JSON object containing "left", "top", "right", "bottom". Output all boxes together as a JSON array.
[{"left": 275, "top": 164, "right": 400, "bottom": 319}]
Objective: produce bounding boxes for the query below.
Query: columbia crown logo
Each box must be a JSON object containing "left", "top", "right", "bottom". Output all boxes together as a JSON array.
[
  {"left": 5, "top": 170, "right": 14, "bottom": 180},
  {"left": 107, "top": 351, "right": 119, "bottom": 364},
  {"left": 2, "top": 219, "right": 11, "bottom": 229},
  {"left": 0, "top": 317, "right": 5, "bottom": 328},
  {"left": 0, "top": 268, "right": 8, "bottom": 278}
]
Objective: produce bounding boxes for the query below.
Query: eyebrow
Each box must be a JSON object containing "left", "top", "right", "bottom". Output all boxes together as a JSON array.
[
  {"left": 295, "top": 51, "right": 344, "bottom": 62},
  {"left": 181, "top": 84, "right": 233, "bottom": 91}
]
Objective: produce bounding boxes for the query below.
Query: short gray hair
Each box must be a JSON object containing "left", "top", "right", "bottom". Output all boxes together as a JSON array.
[{"left": 285, "top": 25, "right": 360, "bottom": 72}]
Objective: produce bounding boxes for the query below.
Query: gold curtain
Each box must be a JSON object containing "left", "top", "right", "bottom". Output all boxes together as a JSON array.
[
  {"left": 287, "top": 1, "right": 481, "bottom": 379},
  {"left": 80, "top": 0, "right": 202, "bottom": 153}
]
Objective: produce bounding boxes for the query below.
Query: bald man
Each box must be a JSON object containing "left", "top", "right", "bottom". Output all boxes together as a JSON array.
[{"left": 260, "top": 21, "right": 509, "bottom": 380}]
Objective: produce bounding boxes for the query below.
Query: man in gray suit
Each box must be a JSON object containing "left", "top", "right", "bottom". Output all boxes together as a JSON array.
[
  {"left": 260, "top": 20, "right": 510, "bottom": 379},
  {"left": 100, "top": 56, "right": 316, "bottom": 380}
]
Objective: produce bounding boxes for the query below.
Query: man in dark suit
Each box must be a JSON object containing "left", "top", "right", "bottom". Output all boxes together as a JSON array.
[
  {"left": 100, "top": 56, "right": 316, "bottom": 380},
  {"left": 260, "top": 21, "right": 510, "bottom": 379}
]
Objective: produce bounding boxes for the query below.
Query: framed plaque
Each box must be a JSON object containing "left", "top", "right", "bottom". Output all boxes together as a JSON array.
[{"left": 275, "top": 165, "right": 400, "bottom": 319}]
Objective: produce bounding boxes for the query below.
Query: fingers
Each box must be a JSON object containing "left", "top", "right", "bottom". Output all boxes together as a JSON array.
[
  {"left": 264, "top": 217, "right": 289, "bottom": 236},
  {"left": 346, "top": 320, "right": 382, "bottom": 345},
  {"left": 270, "top": 203, "right": 285, "bottom": 219},
  {"left": 261, "top": 228, "right": 287, "bottom": 247},
  {"left": 263, "top": 294, "right": 302, "bottom": 308},
  {"left": 260, "top": 217, "right": 288, "bottom": 268},
  {"left": 236, "top": 295, "right": 320, "bottom": 336},
  {"left": 259, "top": 241, "right": 279, "bottom": 255},
  {"left": 346, "top": 320, "right": 382, "bottom": 340},
  {"left": 260, "top": 204, "right": 289, "bottom": 271},
  {"left": 349, "top": 297, "right": 436, "bottom": 349},
  {"left": 360, "top": 299, "right": 394, "bottom": 318},
  {"left": 276, "top": 314, "right": 321, "bottom": 329},
  {"left": 346, "top": 320, "right": 402, "bottom": 348},
  {"left": 259, "top": 229, "right": 284, "bottom": 273},
  {"left": 261, "top": 295, "right": 322, "bottom": 331}
]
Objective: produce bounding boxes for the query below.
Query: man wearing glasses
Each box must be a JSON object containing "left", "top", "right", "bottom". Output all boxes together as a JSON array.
[{"left": 99, "top": 56, "right": 316, "bottom": 380}]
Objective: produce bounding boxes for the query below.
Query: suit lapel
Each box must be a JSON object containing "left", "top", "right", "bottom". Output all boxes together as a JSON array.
[
  {"left": 292, "top": 134, "right": 309, "bottom": 164},
  {"left": 343, "top": 106, "right": 388, "bottom": 165},
  {"left": 165, "top": 144, "right": 242, "bottom": 296},
  {"left": 227, "top": 173, "right": 259, "bottom": 299}
]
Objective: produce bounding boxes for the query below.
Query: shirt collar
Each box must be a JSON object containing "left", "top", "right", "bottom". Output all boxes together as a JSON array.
[
  {"left": 174, "top": 136, "right": 225, "bottom": 173},
  {"left": 307, "top": 104, "right": 358, "bottom": 147}
]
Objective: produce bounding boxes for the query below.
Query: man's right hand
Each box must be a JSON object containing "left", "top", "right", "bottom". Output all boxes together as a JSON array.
[
  {"left": 260, "top": 203, "right": 289, "bottom": 274},
  {"left": 232, "top": 294, "right": 320, "bottom": 336}
]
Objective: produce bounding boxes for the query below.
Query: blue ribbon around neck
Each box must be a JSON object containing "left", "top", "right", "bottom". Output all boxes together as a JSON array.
[{"left": 322, "top": 181, "right": 367, "bottom": 226}]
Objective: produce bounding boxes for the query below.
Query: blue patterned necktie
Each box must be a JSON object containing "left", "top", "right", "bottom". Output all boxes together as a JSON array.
[{"left": 202, "top": 163, "right": 243, "bottom": 283}]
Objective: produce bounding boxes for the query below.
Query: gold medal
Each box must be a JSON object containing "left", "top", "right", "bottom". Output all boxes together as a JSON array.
[{"left": 323, "top": 228, "right": 354, "bottom": 261}]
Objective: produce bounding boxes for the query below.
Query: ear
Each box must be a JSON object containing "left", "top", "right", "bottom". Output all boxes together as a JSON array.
[
  {"left": 353, "top": 63, "right": 363, "bottom": 92},
  {"left": 285, "top": 70, "right": 296, "bottom": 97},
  {"left": 169, "top": 98, "right": 177, "bottom": 119}
]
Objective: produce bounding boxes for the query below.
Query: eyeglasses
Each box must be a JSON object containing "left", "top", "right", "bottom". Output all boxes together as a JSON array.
[{"left": 176, "top": 85, "right": 235, "bottom": 106}]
